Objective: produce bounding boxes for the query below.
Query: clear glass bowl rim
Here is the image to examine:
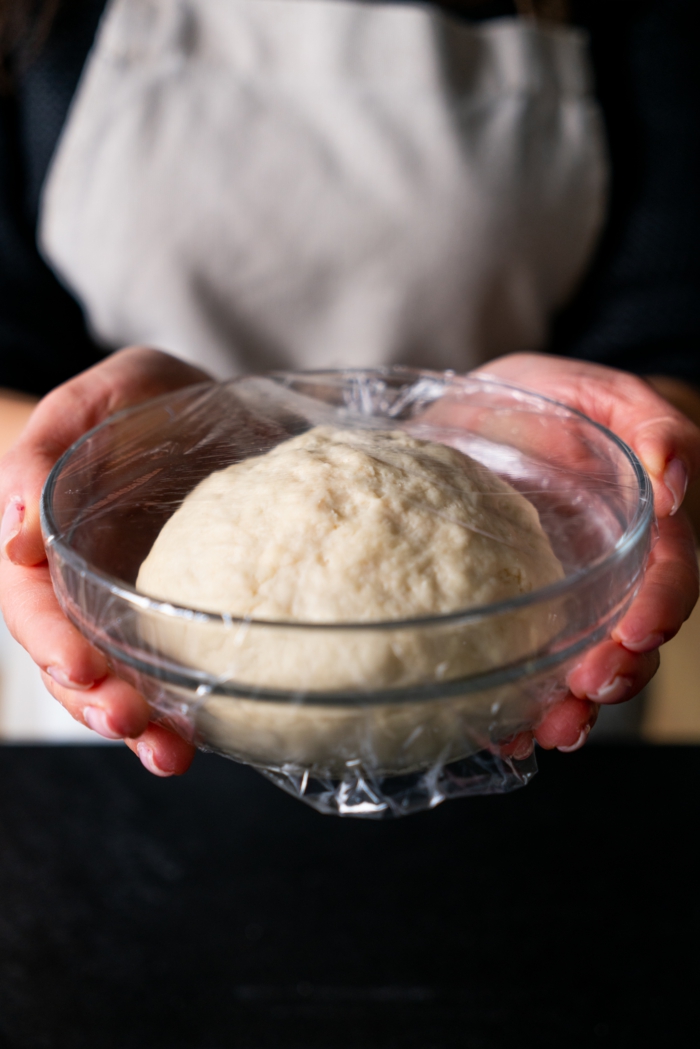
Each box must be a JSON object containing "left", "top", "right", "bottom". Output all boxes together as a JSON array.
[{"left": 40, "top": 368, "right": 654, "bottom": 634}]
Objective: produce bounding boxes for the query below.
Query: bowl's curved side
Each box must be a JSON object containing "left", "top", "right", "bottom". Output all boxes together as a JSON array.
[{"left": 40, "top": 369, "right": 654, "bottom": 814}]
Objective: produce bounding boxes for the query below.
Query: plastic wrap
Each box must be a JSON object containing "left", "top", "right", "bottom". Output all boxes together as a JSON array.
[{"left": 41, "top": 369, "right": 653, "bottom": 817}]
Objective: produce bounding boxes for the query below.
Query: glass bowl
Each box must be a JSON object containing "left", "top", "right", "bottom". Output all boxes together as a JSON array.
[{"left": 41, "top": 368, "right": 653, "bottom": 817}]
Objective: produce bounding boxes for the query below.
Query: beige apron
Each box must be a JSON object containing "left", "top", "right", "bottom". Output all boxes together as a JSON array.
[{"left": 40, "top": 0, "right": 608, "bottom": 378}]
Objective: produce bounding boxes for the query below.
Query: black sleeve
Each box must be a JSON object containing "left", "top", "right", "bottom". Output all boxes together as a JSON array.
[
  {"left": 0, "top": 0, "right": 107, "bottom": 398},
  {"left": 552, "top": 0, "right": 700, "bottom": 386}
]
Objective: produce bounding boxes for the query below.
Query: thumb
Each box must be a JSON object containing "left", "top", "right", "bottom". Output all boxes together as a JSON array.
[
  {"left": 475, "top": 354, "right": 700, "bottom": 519},
  {"left": 0, "top": 446, "right": 56, "bottom": 566},
  {"left": 1, "top": 346, "right": 212, "bottom": 567}
]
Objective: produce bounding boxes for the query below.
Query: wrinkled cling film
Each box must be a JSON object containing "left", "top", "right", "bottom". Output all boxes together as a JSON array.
[{"left": 41, "top": 369, "right": 653, "bottom": 818}]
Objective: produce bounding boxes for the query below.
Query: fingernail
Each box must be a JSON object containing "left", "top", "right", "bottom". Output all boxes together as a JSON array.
[
  {"left": 664, "top": 458, "right": 688, "bottom": 515},
  {"left": 137, "top": 742, "right": 173, "bottom": 778},
  {"left": 46, "top": 665, "right": 96, "bottom": 691},
  {"left": 84, "top": 706, "right": 122, "bottom": 740},
  {"left": 0, "top": 499, "right": 24, "bottom": 560},
  {"left": 619, "top": 631, "right": 664, "bottom": 654},
  {"left": 512, "top": 734, "right": 534, "bottom": 760},
  {"left": 557, "top": 724, "right": 590, "bottom": 754},
  {"left": 588, "top": 675, "right": 632, "bottom": 703}
]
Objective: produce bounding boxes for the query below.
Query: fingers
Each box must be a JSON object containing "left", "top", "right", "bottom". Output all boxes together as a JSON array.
[
  {"left": 1, "top": 543, "right": 194, "bottom": 771},
  {"left": 534, "top": 641, "right": 659, "bottom": 754},
  {"left": 565, "top": 512, "right": 696, "bottom": 712},
  {"left": 511, "top": 514, "right": 687, "bottom": 756},
  {"left": 515, "top": 636, "right": 660, "bottom": 756},
  {"left": 0, "top": 347, "right": 212, "bottom": 567},
  {"left": 1, "top": 560, "right": 110, "bottom": 687},
  {"left": 534, "top": 696, "right": 597, "bottom": 752},
  {"left": 40, "top": 668, "right": 151, "bottom": 739},
  {"left": 497, "top": 698, "right": 597, "bottom": 756},
  {"left": 613, "top": 511, "right": 699, "bottom": 651},
  {"left": 501, "top": 696, "right": 598, "bottom": 757},
  {"left": 41, "top": 664, "right": 195, "bottom": 776},
  {"left": 474, "top": 353, "right": 700, "bottom": 519},
  {"left": 2, "top": 558, "right": 151, "bottom": 738},
  {"left": 124, "top": 723, "right": 196, "bottom": 777},
  {"left": 567, "top": 640, "right": 660, "bottom": 704},
  {"left": 499, "top": 730, "right": 535, "bottom": 760},
  {"left": 560, "top": 514, "right": 694, "bottom": 726}
]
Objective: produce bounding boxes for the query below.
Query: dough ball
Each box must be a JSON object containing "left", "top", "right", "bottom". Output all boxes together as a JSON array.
[
  {"left": 138, "top": 425, "right": 562, "bottom": 621},
  {"left": 136, "top": 426, "right": 564, "bottom": 772},
  {"left": 137, "top": 425, "right": 563, "bottom": 690}
]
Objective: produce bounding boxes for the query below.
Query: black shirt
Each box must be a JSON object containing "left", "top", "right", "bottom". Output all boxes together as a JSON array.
[{"left": 1, "top": 0, "right": 698, "bottom": 397}]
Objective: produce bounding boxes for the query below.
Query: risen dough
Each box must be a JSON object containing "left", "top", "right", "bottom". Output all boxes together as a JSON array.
[
  {"left": 138, "top": 426, "right": 562, "bottom": 623},
  {"left": 136, "top": 426, "right": 564, "bottom": 772}
]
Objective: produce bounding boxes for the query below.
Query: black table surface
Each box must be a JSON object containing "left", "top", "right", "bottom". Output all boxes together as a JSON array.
[{"left": 0, "top": 744, "right": 697, "bottom": 1049}]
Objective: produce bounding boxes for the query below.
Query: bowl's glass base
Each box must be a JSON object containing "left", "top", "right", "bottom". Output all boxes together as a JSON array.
[{"left": 255, "top": 748, "right": 538, "bottom": 818}]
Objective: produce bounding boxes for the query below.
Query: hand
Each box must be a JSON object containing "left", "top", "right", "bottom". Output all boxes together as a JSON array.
[
  {"left": 475, "top": 353, "right": 700, "bottom": 756},
  {"left": 0, "top": 347, "right": 213, "bottom": 775}
]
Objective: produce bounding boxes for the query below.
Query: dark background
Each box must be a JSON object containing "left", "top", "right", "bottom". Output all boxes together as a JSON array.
[{"left": 0, "top": 744, "right": 696, "bottom": 1048}]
